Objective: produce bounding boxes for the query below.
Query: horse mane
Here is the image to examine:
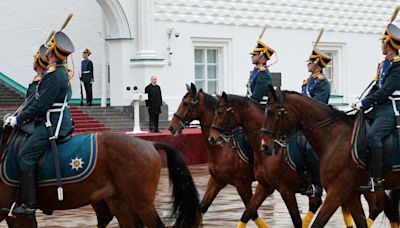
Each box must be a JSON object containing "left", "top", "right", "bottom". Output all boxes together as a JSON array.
[
  {"left": 198, "top": 89, "right": 218, "bottom": 111},
  {"left": 227, "top": 94, "right": 264, "bottom": 111},
  {"left": 284, "top": 91, "right": 354, "bottom": 125}
]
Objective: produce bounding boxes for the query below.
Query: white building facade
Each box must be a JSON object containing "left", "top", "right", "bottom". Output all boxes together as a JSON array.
[{"left": 0, "top": 0, "right": 396, "bottom": 116}]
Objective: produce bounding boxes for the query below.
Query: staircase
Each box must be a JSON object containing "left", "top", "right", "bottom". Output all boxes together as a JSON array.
[
  {"left": 78, "top": 106, "right": 135, "bottom": 131},
  {"left": 70, "top": 106, "right": 111, "bottom": 133},
  {"left": 0, "top": 80, "right": 25, "bottom": 107}
]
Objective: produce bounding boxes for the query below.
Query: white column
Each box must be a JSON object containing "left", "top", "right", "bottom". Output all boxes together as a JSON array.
[
  {"left": 101, "top": 14, "right": 108, "bottom": 107},
  {"left": 135, "top": 0, "right": 158, "bottom": 59}
]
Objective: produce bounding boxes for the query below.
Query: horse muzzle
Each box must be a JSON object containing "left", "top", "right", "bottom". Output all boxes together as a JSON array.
[{"left": 168, "top": 125, "right": 182, "bottom": 137}]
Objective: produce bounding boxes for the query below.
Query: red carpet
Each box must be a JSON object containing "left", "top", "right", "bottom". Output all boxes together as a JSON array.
[{"left": 125, "top": 128, "right": 207, "bottom": 166}]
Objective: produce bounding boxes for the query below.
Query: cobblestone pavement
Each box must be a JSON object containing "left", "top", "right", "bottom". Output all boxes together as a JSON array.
[{"left": 0, "top": 164, "right": 392, "bottom": 227}]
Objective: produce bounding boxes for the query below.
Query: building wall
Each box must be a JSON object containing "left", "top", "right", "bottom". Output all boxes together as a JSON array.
[{"left": 0, "top": 0, "right": 106, "bottom": 100}]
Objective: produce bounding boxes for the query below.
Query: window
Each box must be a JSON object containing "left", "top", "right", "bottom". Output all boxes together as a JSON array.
[{"left": 194, "top": 48, "right": 219, "bottom": 94}]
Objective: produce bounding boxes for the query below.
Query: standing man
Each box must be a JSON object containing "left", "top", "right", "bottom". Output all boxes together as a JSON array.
[
  {"left": 145, "top": 75, "right": 163, "bottom": 133},
  {"left": 247, "top": 39, "right": 274, "bottom": 105},
  {"left": 81, "top": 48, "right": 93, "bottom": 106},
  {"left": 353, "top": 19, "right": 400, "bottom": 192},
  {"left": 3, "top": 30, "right": 74, "bottom": 217}
]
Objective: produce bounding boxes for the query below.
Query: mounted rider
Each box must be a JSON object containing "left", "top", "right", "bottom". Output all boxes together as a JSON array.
[
  {"left": 352, "top": 6, "right": 400, "bottom": 192},
  {"left": 246, "top": 25, "right": 276, "bottom": 105},
  {"left": 27, "top": 44, "right": 49, "bottom": 98},
  {"left": 3, "top": 29, "right": 75, "bottom": 217},
  {"left": 299, "top": 28, "right": 332, "bottom": 196}
]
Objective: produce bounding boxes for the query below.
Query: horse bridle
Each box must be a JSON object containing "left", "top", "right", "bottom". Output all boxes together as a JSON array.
[
  {"left": 260, "top": 92, "right": 289, "bottom": 149},
  {"left": 260, "top": 91, "right": 336, "bottom": 150},
  {"left": 211, "top": 103, "right": 235, "bottom": 141},
  {"left": 173, "top": 94, "right": 199, "bottom": 130}
]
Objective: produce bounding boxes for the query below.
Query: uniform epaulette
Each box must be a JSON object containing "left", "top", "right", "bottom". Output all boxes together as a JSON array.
[
  {"left": 302, "top": 79, "right": 308, "bottom": 86},
  {"left": 392, "top": 55, "right": 400, "bottom": 62},
  {"left": 311, "top": 73, "right": 327, "bottom": 80},
  {"left": 47, "top": 64, "right": 56, "bottom": 73},
  {"left": 257, "top": 65, "right": 267, "bottom": 72}
]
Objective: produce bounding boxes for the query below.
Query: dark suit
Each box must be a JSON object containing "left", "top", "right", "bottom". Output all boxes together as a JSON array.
[
  {"left": 81, "top": 59, "right": 93, "bottom": 105},
  {"left": 145, "top": 84, "right": 162, "bottom": 132}
]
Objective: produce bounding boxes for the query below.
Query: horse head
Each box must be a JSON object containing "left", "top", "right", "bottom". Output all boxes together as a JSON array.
[
  {"left": 209, "top": 92, "right": 242, "bottom": 146},
  {"left": 260, "top": 86, "right": 297, "bottom": 155},
  {"left": 168, "top": 83, "right": 201, "bottom": 136}
]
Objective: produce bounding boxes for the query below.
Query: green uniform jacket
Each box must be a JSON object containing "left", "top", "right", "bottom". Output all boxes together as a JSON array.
[
  {"left": 364, "top": 61, "right": 400, "bottom": 118},
  {"left": 18, "top": 62, "right": 73, "bottom": 136},
  {"left": 248, "top": 67, "right": 273, "bottom": 103},
  {"left": 301, "top": 77, "right": 330, "bottom": 104}
]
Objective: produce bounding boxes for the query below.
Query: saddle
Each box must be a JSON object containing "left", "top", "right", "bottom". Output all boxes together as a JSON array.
[
  {"left": 232, "top": 127, "right": 254, "bottom": 165},
  {"left": 351, "top": 112, "right": 400, "bottom": 171},
  {"left": 286, "top": 129, "right": 318, "bottom": 171}
]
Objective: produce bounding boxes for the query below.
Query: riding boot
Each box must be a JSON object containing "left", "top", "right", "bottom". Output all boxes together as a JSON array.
[
  {"left": 11, "top": 169, "right": 37, "bottom": 217},
  {"left": 303, "top": 161, "right": 322, "bottom": 196},
  {"left": 359, "top": 147, "right": 384, "bottom": 192}
]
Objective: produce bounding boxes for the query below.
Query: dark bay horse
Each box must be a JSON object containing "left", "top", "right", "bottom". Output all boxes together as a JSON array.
[
  {"left": 208, "top": 92, "right": 390, "bottom": 228},
  {"left": 0, "top": 122, "right": 200, "bottom": 228},
  {"left": 260, "top": 87, "right": 399, "bottom": 228},
  {"left": 168, "top": 83, "right": 268, "bottom": 227}
]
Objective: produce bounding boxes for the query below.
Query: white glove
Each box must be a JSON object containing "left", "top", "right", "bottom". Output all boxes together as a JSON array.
[
  {"left": 4, "top": 116, "right": 17, "bottom": 127},
  {"left": 351, "top": 100, "right": 363, "bottom": 110}
]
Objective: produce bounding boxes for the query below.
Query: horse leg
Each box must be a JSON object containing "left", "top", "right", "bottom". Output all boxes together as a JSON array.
[
  {"left": 235, "top": 181, "right": 267, "bottom": 227},
  {"left": 238, "top": 183, "right": 274, "bottom": 228},
  {"left": 310, "top": 191, "right": 344, "bottom": 228},
  {"left": 342, "top": 192, "right": 367, "bottom": 228},
  {"left": 303, "top": 195, "right": 323, "bottom": 228},
  {"left": 385, "top": 190, "right": 400, "bottom": 228},
  {"left": 92, "top": 200, "right": 114, "bottom": 228},
  {"left": 341, "top": 207, "right": 355, "bottom": 228},
  {"left": 363, "top": 191, "right": 386, "bottom": 227},
  {"left": 199, "top": 176, "right": 227, "bottom": 215},
  {"left": 279, "top": 190, "right": 302, "bottom": 228},
  {"left": 105, "top": 195, "right": 144, "bottom": 228}
]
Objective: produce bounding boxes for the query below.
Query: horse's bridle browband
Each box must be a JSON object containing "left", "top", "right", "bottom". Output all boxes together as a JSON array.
[
  {"left": 173, "top": 94, "right": 199, "bottom": 129},
  {"left": 260, "top": 91, "right": 336, "bottom": 149}
]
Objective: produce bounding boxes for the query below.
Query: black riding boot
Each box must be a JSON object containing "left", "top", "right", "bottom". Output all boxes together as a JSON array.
[
  {"left": 302, "top": 161, "right": 322, "bottom": 196},
  {"left": 359, "top": 147, "right": 384, "bottom": 192},
  {"left": 11, "top": 169, "right": 37, "bottom": 217}
]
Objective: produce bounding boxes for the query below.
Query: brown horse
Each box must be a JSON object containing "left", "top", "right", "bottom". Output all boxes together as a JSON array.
[
  {"left": 168, "top": 83, "right": 268, "bottom": 227},
  {"left": 208, "top": 92, "right": 391, "bottom": 228},
  {"left": 260, "top": 87, "right": 400, "bottom": 228},
  {"left": 0, "top": 122, "right": 200, "bottom": 228}
]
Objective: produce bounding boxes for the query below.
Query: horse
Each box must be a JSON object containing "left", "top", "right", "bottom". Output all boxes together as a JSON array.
[
  {"left": 260, "top": 86, "right": 400, "bottom": 228},
  {"left": 208, "top": 92, "right": 391, "bottom": 228},
  {"left": 168, "top": 83, "right": 268, "bottom": 227},
  {"left": 0, "top": 120, "right": 200, "bottom": 228}
]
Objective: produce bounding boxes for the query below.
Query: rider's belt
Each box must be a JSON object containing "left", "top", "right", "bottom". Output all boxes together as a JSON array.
[{"left": 82, "top": 71, "right": 90, "bottom": 74}]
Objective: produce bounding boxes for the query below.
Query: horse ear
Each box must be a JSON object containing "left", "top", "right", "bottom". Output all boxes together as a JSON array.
[
  {"left": 221, "top": 91, "right": 228, "bottom": 101},
  {"left": 268, "top": 85, "right": 278, "bottom": 101},
  {"left": 189, "top": 83, "right": 197, "bottom": 96},
  {"left": 186, "top": 84, "right": 190, "bottom": 91}
]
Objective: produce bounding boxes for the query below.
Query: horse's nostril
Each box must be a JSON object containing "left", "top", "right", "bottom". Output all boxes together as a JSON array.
[
  {"left": 260, "top": 144, "right": 272, "bottom": 156},
  {"left": 208, "top": 137, "right": 216, "bottom": 145}
]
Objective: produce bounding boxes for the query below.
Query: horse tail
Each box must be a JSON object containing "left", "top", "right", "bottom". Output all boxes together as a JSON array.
[{"left": 153, "top": 142, "right": 201, "bottom": 227}]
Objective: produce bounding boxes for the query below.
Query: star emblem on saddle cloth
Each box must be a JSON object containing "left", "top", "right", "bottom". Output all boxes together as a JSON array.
[{"left": 69, "top": 157, "right": 85, "bottom": 171}]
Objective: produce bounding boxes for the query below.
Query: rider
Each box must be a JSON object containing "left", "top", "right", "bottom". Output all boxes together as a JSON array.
[
  {"left": 26, "top": 44, "right": 49, "bottom": 98},
  {"left": 299, "top": 46, "right": 332, "bottom": 196},
  {"left": 247, "top": 40, "right": 275, "bottom": 105},
  {"left": 353, "top": 23, "right": 400, "bottom": 192},
  {"left": 3, "top": 30, "right": 74, "bottom": 217}
]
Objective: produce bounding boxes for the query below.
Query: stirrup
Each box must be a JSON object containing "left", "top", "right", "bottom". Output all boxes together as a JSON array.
[{"left": 1, "top": 202, "right": 17, "bottom": 218}]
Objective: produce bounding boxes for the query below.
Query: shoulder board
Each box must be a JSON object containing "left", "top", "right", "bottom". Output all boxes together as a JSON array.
[
  {"left": 258, "top": 65, "right": 267, "bottom": 72},
  {"left": 313, "top": 73, "right": 326, "bottom": 80},
  {"left": 47, "top": 65, "right": 56, "bottom": 73},
  {"left": 392, "top": 56, "right": 400, "bottom": 62},
  {"left": 302, "top": 79, "right": 308, "bottom": 86}
]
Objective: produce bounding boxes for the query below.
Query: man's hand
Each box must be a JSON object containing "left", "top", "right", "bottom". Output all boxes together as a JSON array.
[
  {"left": 4, "top": 115, "right": 17, "bottom": 127},
  {"left": 351, "top": 100, "right": 363, "bottom": 110}
]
